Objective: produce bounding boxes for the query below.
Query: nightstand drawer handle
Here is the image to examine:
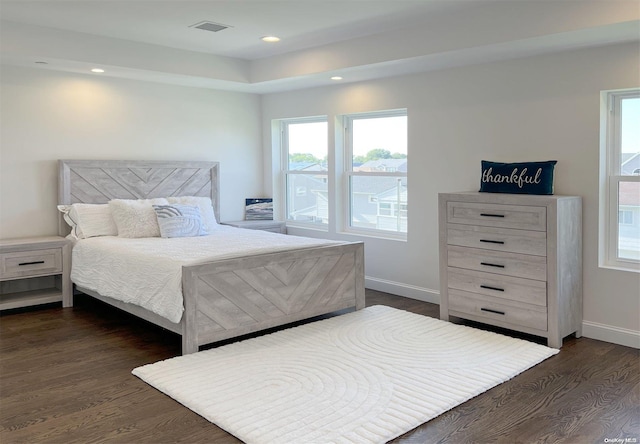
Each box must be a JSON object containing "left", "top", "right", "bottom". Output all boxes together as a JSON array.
[
  {"left": 480, "top": 239, "right": 505, "bottom": 245},
  {"left": 480, "top": 213, "right": 505, "bottom": 218},
  {"left": 481, "top": 308, "right": 506, "bottom": 315},
  {"left": 480, "top": 262, "right": 505, "bottom": 268},
  {"left": 480, "top": 285, "right": 504, "bottom": 292},
  {"left": 18, "top": 260, "right": 45, "bottom": 266}
]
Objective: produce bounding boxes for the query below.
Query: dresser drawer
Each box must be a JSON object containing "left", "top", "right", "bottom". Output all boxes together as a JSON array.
[
  {"left": 448, "top": 267, "right": 547, "bottom": 307},
  {"left": 1, "top": 248, "right": 62, "bottom": 280},
  {"left": 448, "top": 245, "right": 547, "bottom": 281},
  {"left": 447, "top": 224, "right": 546, "bottom": 256},
  {"left": 447, "top": 202, "right": 546, "bottom": 231},
  {"left": 448, "top": 289, "right": 548, "bottom": 331}
]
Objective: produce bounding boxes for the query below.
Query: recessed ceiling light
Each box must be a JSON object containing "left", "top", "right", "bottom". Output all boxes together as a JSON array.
[
  {"left": 261, "top": 36, "right": 280, "bottom": 43},
  {"left": 331, "top": 76, "right": 343, "bottom": 80},
  {"left": 91, "top": 68, "right": 105, "bottom": 73}
]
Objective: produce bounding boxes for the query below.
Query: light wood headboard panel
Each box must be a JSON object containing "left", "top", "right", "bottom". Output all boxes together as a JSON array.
[{"left": 58, "top": 160, "right": 220, "bottom": 235}]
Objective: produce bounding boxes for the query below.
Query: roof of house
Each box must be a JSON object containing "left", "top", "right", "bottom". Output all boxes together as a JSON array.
[
  {"left": 358, "top": 159, "right": 408, "bottom": 172},
  {"left": 288, "top": 162, "right": 328, "bottom": 172},
  {"left": 351, "top": 176, "right": 407, "bottom": 196},
  {"left": 621, "top": 153, "right": 640, "bottom": 175}
]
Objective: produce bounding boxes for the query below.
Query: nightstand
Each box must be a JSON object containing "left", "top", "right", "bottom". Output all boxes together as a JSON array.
[
  {"left": 0, "top": 236, "right": 72, "bottom": 310},
  {"left": 222, "top": 220, "right": 287, "bottom": 234}
]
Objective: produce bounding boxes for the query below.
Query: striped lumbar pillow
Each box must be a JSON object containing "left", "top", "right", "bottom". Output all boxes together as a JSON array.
[{"left": 153, "top": 204, "right": 205, "bottom": 238}]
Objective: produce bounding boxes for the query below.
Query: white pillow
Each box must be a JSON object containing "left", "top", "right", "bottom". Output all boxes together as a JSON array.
[
  {"left": 166, "top": 196, "right": 218, "bottom": 234},
  {"left": 109, "top": 198, "right": 168, "bottom": 238},
  {"left": 57, "top": 203, "right": 118, "bottom": 239}
]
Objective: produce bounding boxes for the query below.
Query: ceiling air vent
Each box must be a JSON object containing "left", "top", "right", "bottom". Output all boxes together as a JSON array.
[{"left": 189, "top": 21, "right": 232, "bottom": 33}]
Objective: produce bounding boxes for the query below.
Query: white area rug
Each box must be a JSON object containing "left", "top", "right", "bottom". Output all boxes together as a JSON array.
[{"left": 132, "top": 305, "right": 558, "bottom": 444}]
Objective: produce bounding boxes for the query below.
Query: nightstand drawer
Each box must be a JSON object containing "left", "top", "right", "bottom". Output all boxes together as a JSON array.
[
  {"left": 448, "top": 245, "right": 547, "bottom": 281},
  {"left": 448, "top": 268, "right": 547, "bottom": 306},
  {"left": 447, "top": 224, "right": 546, "bottom": 256},
  {"left": 448, "top": 289, "right": 548, "bottom": 331},
  {"left": 1, "top": 248, "right": 62, "bottom": 280},
  {"left": 447, "top": 202, "right": 546, "bottom": 231}
]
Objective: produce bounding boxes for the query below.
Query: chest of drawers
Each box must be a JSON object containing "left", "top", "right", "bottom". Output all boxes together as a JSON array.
[{"left": 438, "top": 192, "right": 582, "bottom": 348}]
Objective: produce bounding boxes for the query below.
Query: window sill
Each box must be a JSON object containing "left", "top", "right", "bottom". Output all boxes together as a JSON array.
[
  {"left": 599, "top": 263, "right": 640, "bottom": 274},
  {"left": 339, "top": 228, "right": 407, "bottom": 242},
  {"left": 285, "top": 223, "right": 328, "bottom": 233}
]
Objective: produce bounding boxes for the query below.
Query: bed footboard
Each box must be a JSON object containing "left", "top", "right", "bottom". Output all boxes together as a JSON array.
[{"left": 181, "top": 242, "right": 364, "bottom": 354}]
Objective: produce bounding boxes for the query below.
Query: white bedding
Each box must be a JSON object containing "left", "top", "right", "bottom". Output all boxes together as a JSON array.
[{"left": 70, "top": 226, "right": 339, "bottom": 323}]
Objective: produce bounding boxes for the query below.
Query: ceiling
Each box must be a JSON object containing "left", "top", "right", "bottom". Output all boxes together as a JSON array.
[
  {"left": 0, "top": 1, "right": 464, "bottom": 60},
  {"left": 1, "top": 0, "right": 638, "bottom": 93}
]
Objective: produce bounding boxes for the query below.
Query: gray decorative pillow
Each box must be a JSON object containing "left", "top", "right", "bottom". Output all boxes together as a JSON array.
[
  {"left": 166, "top": 196, "right": 218, "bottom": 234},
  {"left": 153, "top": 204, "right": 205, "bottom": 238}
]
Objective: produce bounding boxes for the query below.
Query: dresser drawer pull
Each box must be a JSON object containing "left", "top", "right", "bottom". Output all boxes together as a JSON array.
[
  {"left": 480, "top": 239, "right": 505, "bottom": 245},
  {"left": 18, "top": 260, "right": 46, "bottom": 266},
  {"left": 480, "top": 213, "right": 505, "bottom": 218},
  {"left": 481, "top": 308, "right": 506, "bottom": 315},
  {"left": 480, "top": 285, "right": 505, "bottom": 292},
  {"left": 480, "top": 262, "right": 505, "bottom": 268}
]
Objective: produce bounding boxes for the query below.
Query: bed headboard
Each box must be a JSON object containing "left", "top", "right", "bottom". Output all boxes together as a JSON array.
[{"left": 58, "top": 159, "right": 220, "bottom": 235}]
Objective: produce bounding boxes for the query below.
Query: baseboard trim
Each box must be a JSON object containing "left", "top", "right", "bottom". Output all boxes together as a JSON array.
[
  {"left": 365, "top": 276, "right": 440, "bottom": 305},
  {"left": 365, "top": 277, "right": 639, "bottom": 349},
  {"left": 582, "top": 321, "right": 640, "bottom": 349}
]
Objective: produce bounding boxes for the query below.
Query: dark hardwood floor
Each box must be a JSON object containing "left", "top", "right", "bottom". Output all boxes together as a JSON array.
[{"left": 1, "top": 290, "right": 638, "bottom": 443}]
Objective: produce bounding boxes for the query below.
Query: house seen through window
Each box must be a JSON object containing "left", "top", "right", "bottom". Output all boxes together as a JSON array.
[
  {"left": 601, "top": 89, "right": 640, "bottom": 270},
  {"left": 613, "top": 94, "right": 639, "bottom": 262},
  {"left": 346, "top": 111, "right": 408, "bottom": 235},
  {"left": 282, "top": 118, "right": 328, "bottom": 226},
  {"left": 279, "top": 110, "right": 408, "bottom": 239}
]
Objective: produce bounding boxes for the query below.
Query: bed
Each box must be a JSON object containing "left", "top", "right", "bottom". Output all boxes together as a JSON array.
[{"left": 58, "top": 159, "right": 365, "bottom": 355}]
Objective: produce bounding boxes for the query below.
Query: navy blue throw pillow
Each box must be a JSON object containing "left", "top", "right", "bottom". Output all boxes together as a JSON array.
[{"left": 480, "top": 160, "right": 557, "bottom": 195}]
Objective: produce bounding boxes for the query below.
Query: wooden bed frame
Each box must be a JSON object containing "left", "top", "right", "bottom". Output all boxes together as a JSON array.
[{"left": 58, "top": 160, "right": 365, "bottom": 354}]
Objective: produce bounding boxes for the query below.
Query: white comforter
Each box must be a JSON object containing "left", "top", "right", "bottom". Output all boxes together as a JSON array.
[{"left": 71, "top": 226, "right": 338, "bottom": 323}]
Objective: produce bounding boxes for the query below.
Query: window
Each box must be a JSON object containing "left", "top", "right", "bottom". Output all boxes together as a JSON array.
[
  {"left": 601, "top": 89, "right": 640, "bottom": 270},
  {"left": 345, "top": 110, "right": 408, "bottom": 236},
  {"left": 619, "top": 210, "right": 634, "bottom": 225},
  {"left": 378, "top": 202, "right": 392, "bottom": 216},
  {"left": 281, "top": 117, "right": 328, "bottom": 227}
]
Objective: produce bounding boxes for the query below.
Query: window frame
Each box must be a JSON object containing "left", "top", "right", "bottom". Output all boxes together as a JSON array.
[
  {"left": 600, "top": 89, "right": 640, "bottom": 272},
  {"left": 280, "top": 116, "right": 329, "bottom": 230},
  {"left": 343, "top": 109, "right": 408, "bottom": 239}
]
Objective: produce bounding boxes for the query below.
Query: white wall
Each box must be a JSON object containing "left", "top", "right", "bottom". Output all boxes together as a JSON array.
[
  {"left": 262, "top": 42, "right": 640, "bottom": 347},
  {"left": 1, "top": 43, "right": 637, "bottom": 348},
  {"left": 0, "top": 65, "right": 262, "bottom": 238}
]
